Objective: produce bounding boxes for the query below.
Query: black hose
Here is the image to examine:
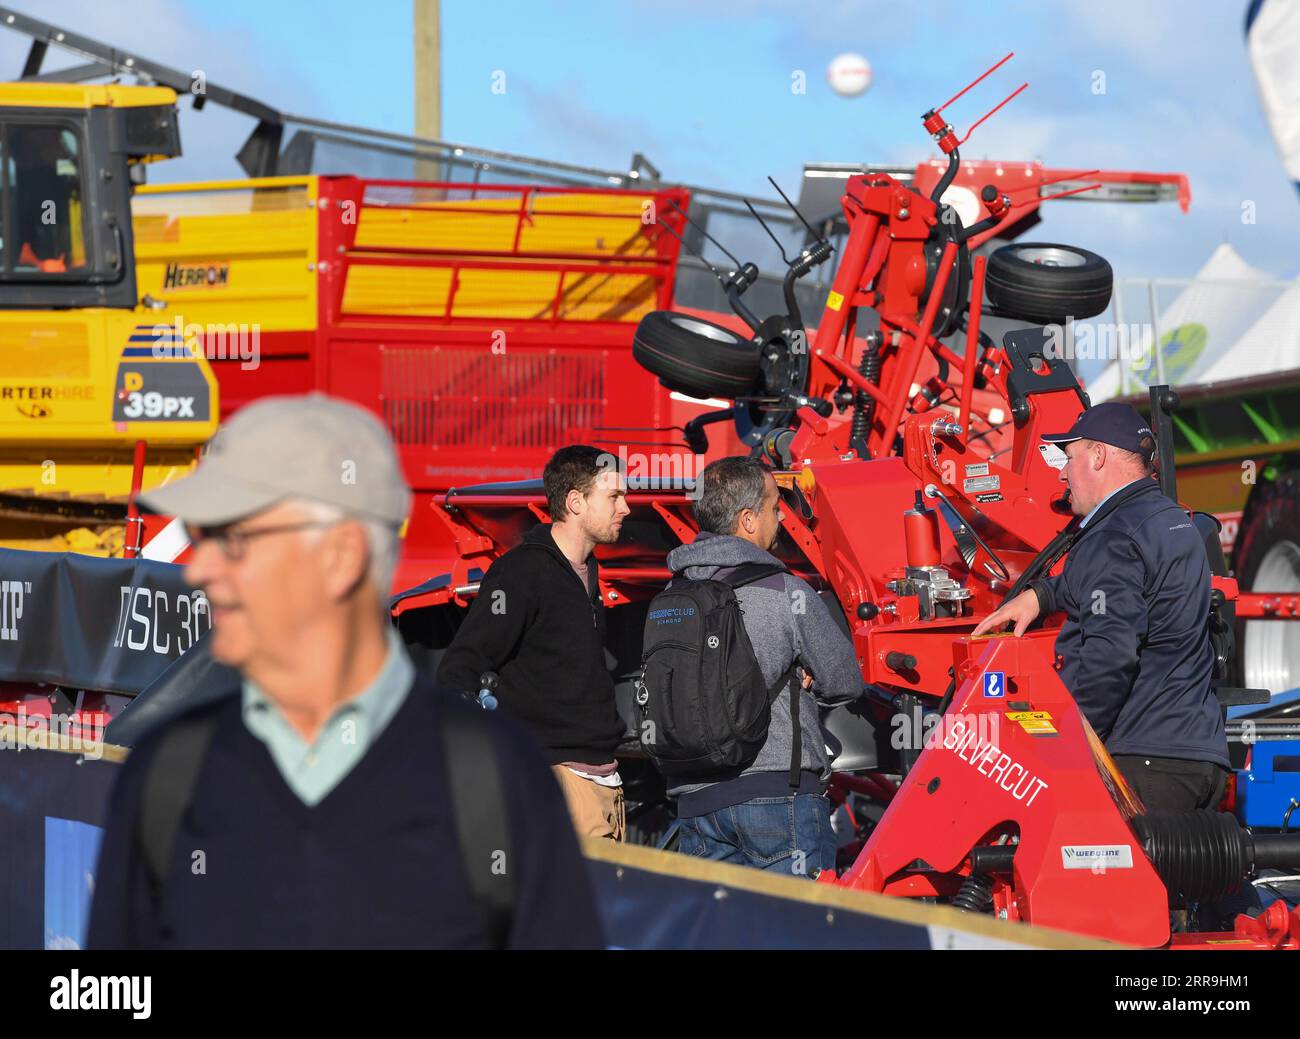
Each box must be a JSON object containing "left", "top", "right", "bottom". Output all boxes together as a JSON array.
[
  {"left": 1134, "top": 811, "right": 1253, "bottom": 903},
  {"left": 935, "top": 676, "right": 957, "bottom": 717},
  {"left": 1252, "top": 831, "right": 1300, "bottom": 870},
  {"left": 930, "top": 147, "right": 961, "bottom": 206}
]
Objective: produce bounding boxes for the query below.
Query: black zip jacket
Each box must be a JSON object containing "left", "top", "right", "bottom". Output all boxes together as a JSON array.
[
  {"left": 437, "top": 524, "right": 625, "bottom": 765},
  {"left": 1029, "top": 478, "right": 1229, "bottom": 768}
]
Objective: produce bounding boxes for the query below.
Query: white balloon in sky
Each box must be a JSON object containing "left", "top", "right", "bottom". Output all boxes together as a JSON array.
[{"left": 827, "top": 53, "right": 873, "bottom": 98}]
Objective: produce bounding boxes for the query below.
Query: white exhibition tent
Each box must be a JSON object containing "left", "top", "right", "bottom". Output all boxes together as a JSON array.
[{"left": 1086, "top": 243, "right": 1286, "bottom": 401}]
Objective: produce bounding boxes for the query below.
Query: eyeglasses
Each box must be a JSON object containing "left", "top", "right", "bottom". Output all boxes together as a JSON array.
[{"left": 185, "top": 521, "right": 335, "bottom": 562}]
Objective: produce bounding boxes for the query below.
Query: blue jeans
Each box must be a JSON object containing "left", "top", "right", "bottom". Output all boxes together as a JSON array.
[{"left": 675, "top": 794, "right": 838, "bottom": 878}]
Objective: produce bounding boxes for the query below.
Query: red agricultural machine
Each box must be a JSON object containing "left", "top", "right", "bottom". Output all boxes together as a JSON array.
[{"left": 415, "top": 56, "right": 1300, "bottom": 948}]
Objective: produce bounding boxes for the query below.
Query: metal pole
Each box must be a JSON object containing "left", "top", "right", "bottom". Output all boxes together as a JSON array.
[
  {"left": 1114, "top": 279, "right": 1127, "bottom": 397},
  {"left": 1148, "top": 279, "right": 1165, "bottom": 387},
  {"left": 413, "top": 0, "right": 442, "bottom": 183},
  {"left": 124, "top": 439, "right": 147, "bottom": 559}
]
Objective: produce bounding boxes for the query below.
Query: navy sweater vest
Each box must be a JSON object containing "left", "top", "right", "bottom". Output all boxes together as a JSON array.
[{"left": 88, "top": 675, "right": 604, "bottom": 949}]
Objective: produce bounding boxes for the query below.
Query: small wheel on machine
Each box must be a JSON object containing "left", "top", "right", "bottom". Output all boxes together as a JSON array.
[
  {"left": 985, "top": 242, "right": 1113, "bottom": 324},
  {"left": 1233, "top": 470, "right": 1300, "bottom": 695},
  {"left": 632, "top": 310, "right": 761, "bottom": 400}
]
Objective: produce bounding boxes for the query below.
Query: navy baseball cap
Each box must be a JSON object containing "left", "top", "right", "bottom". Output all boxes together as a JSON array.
[{"left": 1041, "top": 402, "right": 1155, "bottom": 460}]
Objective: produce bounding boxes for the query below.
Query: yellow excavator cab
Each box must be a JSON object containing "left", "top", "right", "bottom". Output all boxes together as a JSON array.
[{"left": 0, "top": 81, "right": 216, "bottom": 554}]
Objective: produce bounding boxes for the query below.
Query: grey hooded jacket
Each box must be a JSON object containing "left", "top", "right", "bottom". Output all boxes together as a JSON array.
[{"left": 664, "top": 531, "right": 864, "bottom": 813}]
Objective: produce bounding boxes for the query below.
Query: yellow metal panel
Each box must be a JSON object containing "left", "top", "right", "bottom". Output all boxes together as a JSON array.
[
  {"left": 0, "top": 309, "right": 218, "bottom": 449},
  {"left": 131, "top": 179, "right": 318, "bottom": 332},
  {"left": 0, "top": 83, "right": 178, "bottom": 109},
  {"left": 0, "top": 321, "right": 90, "bottom": 377},
  {"left": 341, "top": 265, "right": 454, "bottom": 316},
  {"left": 352, "top": 191, "right": 657, "bottom": 259},
  {"left": 451, "top": 268, "right": 568, "bottom": 319},
  {"left": 353, "top": 206, "right": 519, "bottom": 252}
]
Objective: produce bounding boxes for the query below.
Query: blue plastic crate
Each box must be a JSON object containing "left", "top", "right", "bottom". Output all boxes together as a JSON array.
[{"left": 1233, "top": 688, "right": 1300, "bottom": 829}]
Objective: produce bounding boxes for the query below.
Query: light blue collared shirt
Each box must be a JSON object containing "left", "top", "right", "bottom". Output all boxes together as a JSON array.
[
  {"left": 1080, "top": 478, "right": 1148, "bottom": 528},
  {"left": 241, "top": 627, "right": 414, "bottom": 806}
]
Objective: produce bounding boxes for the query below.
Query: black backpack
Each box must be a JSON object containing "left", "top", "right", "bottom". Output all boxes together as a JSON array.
[{"left": 636, "top": 562, "right": 801, "bottom": 787}]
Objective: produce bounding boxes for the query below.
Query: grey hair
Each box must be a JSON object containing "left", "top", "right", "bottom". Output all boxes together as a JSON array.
[
  {"left": 693, "top": 457, "right": 769, "bottom": 535},
  {"left": 292, "top": 498, "right": 401, "bottom": 600}
]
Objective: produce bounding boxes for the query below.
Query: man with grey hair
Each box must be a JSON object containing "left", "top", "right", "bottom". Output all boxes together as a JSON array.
[
  {"left": 88, "top": 393, "right": 603, "bottom": 948},
  {"left": 664, "top": 457, "right": 863, "bottom": 876}
]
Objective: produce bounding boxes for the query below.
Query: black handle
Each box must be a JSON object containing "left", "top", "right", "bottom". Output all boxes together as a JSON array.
[{"left": 886, "top": 651, "right": 917, "bottom": 672}]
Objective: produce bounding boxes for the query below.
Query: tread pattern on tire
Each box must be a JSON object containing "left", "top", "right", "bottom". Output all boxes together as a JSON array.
[
  {"left": 985, "top": 242, "right": 1113, "bottom": 324},
  {"left": 1232, "top": 470, "right": 1300, "bottom": 687},
  {"left": 632, "top": 311, "right": 760, "bottom": 399}
]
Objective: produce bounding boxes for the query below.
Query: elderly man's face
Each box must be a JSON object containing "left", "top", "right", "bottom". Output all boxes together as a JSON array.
[{"left": 184, "top": 500, "right": 339, "bottom": 671}]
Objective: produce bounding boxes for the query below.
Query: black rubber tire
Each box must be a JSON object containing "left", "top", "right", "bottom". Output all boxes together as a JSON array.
[
  {"left": 1232, "top": 471, "right": 1300, "bottom": 691},
  {"left": 985, "top": 242, "right": 1113, "bottom": 323},
  {"left": 632, "top": 310, "right": 761, "bottom": 399}
]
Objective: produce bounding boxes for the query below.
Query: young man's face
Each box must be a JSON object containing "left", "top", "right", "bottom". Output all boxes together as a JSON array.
[{"left": 572, "top": 469, "right": 629, "bottom": 544}]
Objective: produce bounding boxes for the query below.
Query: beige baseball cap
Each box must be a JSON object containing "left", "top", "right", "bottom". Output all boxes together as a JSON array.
[{"left": 140, "top": 393, "right": 411, "bottom": 527}]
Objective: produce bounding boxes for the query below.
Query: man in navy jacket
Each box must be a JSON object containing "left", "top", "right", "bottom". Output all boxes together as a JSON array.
[{"left": 973, "top": 402, "right": 1229, "bottom": 812}]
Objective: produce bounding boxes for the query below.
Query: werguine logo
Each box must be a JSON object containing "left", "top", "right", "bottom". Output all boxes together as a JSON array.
[{"left": 49, "top": 971, "right": 151, "bottom": 1019}]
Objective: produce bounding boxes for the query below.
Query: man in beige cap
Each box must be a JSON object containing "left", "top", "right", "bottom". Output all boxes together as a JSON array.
[{"left": 88, "top": 393, "right": 604, "bottom": 949}]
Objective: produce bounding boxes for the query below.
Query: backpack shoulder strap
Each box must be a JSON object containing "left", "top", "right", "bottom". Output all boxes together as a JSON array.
[
  {"left": 138, "top": 706, "right": 223, "bottom": 894},
  {"left": 439, "top": 699, "right": 516, "bottom": 949},
  {"left": 718, "top": 562, "right": 789, "bottom": 589}
]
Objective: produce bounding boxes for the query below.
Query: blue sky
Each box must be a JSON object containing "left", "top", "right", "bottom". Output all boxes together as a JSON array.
[{"left": 5, "top": 0, "right": 1298, "bottom": 282}]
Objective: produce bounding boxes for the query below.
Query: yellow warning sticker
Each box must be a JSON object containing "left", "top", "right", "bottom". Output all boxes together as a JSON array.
[
  {"left": 1007, "top": 711, "right": 1057, "bottom": 735},
  {"left": 826, "top": 290, "right": 844, "bottom": 311}
]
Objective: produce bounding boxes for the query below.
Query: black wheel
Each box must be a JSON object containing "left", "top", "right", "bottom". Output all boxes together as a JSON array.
[
  {"left": 985, "top": 242, "right": 1113, "bottom": 323},
  {"left": 632, "top": 310, "right": 761, "bottom": 399},
  {"left": 1233, "top": 471, "right": 1300, "bottom": 695}
]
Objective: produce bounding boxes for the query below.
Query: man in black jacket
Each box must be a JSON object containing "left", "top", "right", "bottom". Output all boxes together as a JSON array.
[
  {"left": 972, "top": 402, "right": 1230, "bottom": 812},
  {"left": 438, "top": 445, "right": 630, "bottom": 840}
]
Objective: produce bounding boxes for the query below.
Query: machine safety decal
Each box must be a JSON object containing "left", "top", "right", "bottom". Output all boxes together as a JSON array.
[
  {"left": 825, "top": 290, "right": 844, "bottom": 311},
  {"left": 983, "top": 671, "right": 1005, "bottom": 698},
  {"left": 1006, "top": 710, "right": 1058, "bottom": 736}
]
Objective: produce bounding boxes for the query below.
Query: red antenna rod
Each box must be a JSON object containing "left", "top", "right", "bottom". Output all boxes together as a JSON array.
[
  {"left": 958, "top": 82, "right": 1028, "bottom": 145},
  {"left": 936, "top": 52, "right": 1015, "bottom": 113}
]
